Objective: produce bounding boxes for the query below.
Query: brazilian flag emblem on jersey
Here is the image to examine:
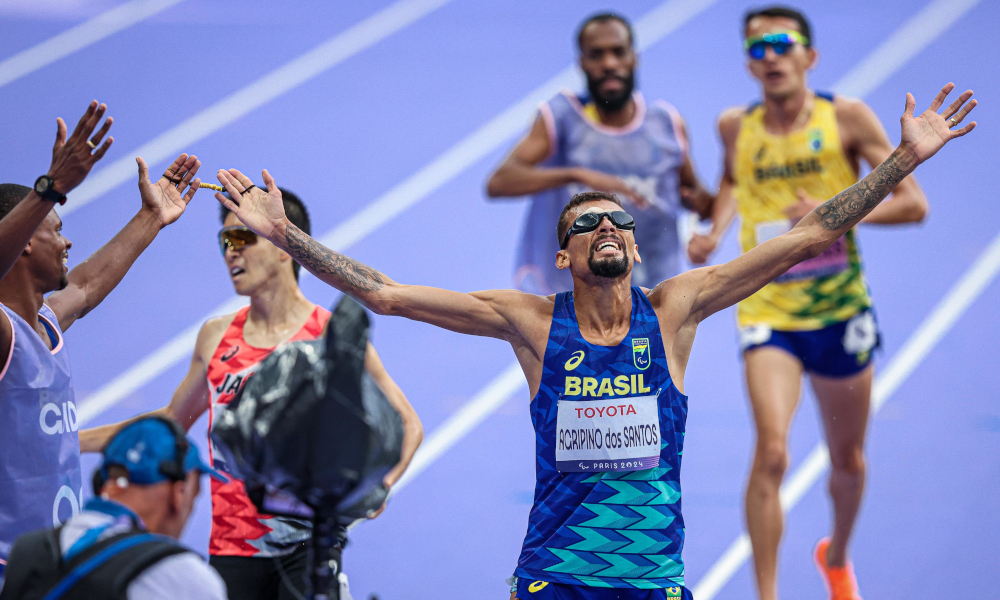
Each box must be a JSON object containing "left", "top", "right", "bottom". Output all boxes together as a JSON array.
[
  {"left": 632, "top": 337, "right": 650, "bottom": 370},
  {"left": 809, "top": 128, "right": 823, "bottom": 153}
]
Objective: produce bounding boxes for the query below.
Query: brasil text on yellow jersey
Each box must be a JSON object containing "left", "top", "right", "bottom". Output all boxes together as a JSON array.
[{"left": 734, "top": 92, "right": 871, "bottom": 331}]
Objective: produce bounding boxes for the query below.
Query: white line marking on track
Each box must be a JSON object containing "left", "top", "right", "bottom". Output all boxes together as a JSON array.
[
  {"left": 61, "top": 0, "right": 456, "bottom": 217},
  {"left": 393, "top": 362, "right": 525, "bottom": 493},
  {"left": 0, "top": 0, "right": 184, "bottom": 90},
  {"left": 692, "top": 0, "right": 985, "bottom": 594},
  {"left": 77, "top": 0, "right": 721, "bottom": 427},
  {"left": 834, "top": 0, "right": 984, "bottom": 99}
]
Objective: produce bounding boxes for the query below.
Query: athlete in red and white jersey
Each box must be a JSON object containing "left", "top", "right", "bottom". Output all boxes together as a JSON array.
[
  {"left": 82, "top": 189, "right": 423, "bottom": 600},
  {"left": 204, "top": 303, "right": 330, "bottom": 556}
]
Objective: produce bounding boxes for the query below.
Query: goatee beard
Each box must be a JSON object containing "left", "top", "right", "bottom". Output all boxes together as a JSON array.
[
  {"left": 586, "top": 72, "right": 635, "bottom": 113},
  {"left": 588, "top": 255, "right": 629, "bottom": 279},
  {"left": 58, "top": 276, "right": 68, "bottom": 291}
]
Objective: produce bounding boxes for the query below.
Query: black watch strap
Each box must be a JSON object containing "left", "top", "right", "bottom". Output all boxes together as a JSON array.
[{"left": 34, "top": 175, "right": 67, "bottom": 206}]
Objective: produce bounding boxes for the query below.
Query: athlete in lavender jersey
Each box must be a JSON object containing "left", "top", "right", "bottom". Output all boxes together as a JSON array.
[
  {"left": 0, "top": 304, "right": 82, "bottom": 573},
  {"left": 0, "top": 101, "right": 204, "bottom": 584},
  {"left": 488, "top": 13, "right": 713, "bottom": 294},
  {"left": 515, "top": 91, "right": 691, "bottom": 293}
]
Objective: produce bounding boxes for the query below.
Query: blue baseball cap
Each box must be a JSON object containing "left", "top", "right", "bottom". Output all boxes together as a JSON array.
[{"left": 101, "top": 417, "right": 225, "bottom": 485}]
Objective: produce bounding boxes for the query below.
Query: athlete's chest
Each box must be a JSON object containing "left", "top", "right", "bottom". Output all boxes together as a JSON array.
[{"left": 206, "top": 341, "right": 273, "bottom": 407}]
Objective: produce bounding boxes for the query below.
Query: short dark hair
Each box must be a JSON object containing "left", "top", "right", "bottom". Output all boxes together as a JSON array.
[
  {"left": 577, "top": 12, "right": 634, "bottom": 51},
  {"left": 220, "top": 188, "right": 311, "bottom": 280},
  {"left": 743, "top": 6, "right": 812, "bottom": 46},
  {"left": 0, "top": 184, "right": 32, "bottom": 222},
  {"left": 557, "top": 191, "right": 624, "bottom": 245}
]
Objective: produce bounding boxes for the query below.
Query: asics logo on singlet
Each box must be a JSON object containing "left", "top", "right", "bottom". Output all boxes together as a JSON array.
[
  {"left": 39, "top": 400, "right": 78, "bottom": 435},
  {"left": 564, "top": 350, "right": 585, "bottom": 371},
  {"left": 220, "top": 345, "right": 240, "bottom": 362},
  {"left": 528, "top": 581, "right": 549, "bottom": 592}
]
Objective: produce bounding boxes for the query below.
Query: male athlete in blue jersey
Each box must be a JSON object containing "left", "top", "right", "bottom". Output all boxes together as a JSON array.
[
  {"left": 211, "top": 84, "right": 975, "bottom": 598},
  {"left": 487, "top": 13, "right": 713, "bottom": 294}
]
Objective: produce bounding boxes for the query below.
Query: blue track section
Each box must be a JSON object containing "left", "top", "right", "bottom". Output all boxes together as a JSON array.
[{"left": 2, "top": 0, "right": 997, "bottom": 598}]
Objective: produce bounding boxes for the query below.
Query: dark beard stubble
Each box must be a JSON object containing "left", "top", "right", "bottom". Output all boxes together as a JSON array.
[{"left": 586, "top": 72, "right": 635, "bottom": 113}]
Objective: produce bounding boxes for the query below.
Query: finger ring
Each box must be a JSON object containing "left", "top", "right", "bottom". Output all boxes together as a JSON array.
[
  {"left": 87, "top": 140, "right": 97, "bottom": 149},
  {"left": 949, "top": 117, "right": 958, "bottom": 126}
]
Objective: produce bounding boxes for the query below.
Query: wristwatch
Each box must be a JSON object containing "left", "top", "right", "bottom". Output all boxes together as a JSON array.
[{"left": 34, "top": 175, "right": 66, "bottom": 205}]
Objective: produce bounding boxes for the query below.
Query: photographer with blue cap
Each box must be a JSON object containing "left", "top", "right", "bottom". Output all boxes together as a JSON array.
[{"left": 0, "top": 416, "right": 227, "bottom": 600}]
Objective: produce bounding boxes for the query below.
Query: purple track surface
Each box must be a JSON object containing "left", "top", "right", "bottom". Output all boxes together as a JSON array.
[{"left": 3, "top": 0, "right": 998, "bottom": 598}]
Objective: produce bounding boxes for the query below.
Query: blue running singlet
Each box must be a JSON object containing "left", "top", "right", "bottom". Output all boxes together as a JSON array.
[{"left": 516, "top": 287, "right": 689, "bottom": 591}]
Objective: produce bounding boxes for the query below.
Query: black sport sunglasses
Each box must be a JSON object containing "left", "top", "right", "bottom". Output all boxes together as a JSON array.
[{"left": 560, "top": 211, "right": 635, "bottom": 249}]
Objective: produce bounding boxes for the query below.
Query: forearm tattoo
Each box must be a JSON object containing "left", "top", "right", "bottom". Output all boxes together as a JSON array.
[
  {"left": 814, "top": 148, "right": 914, "bottom": 231},
  {"left": 285, "top": 223, "right": 385, "bottom": 292}
]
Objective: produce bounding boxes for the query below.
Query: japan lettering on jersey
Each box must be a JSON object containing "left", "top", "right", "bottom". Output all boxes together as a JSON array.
[{"left": 205, "top": 305, "right": 330, "bottom": 557}]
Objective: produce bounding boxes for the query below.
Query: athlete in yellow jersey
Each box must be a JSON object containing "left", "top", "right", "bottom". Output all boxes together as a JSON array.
[{"left": 688, "top": 7, "right": 934, "bottom": 600}]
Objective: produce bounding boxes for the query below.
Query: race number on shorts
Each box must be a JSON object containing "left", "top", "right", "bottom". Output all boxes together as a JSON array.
[{"left": 555, "top": 396, "right": 660, "bottom": 472}]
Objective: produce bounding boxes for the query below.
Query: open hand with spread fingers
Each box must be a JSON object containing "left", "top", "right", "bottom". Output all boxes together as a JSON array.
[
  {"left": 215, "top": 168, "right": 287, "bottom": 242},
  {"left": 47, "top": 100, "right": 115, "bottom": 194},
  {"left": 137, "top": 153, "right": 202, "bottom": 227},
  {"left": 899, "top": 83, "right": 977, "bottom": 166}
]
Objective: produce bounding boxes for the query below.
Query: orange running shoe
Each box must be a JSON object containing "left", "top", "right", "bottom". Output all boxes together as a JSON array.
[{"left": 813, "top": 538, "right": 863, "bottom": 600}]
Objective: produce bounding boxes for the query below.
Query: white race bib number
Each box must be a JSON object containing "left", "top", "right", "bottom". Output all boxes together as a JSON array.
[{"left": 555, "top": 395, "right": 661, "bottom": 472}]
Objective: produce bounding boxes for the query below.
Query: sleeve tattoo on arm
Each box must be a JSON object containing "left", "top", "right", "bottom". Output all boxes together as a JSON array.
[
  {"left": 813, "top": 149, "right": 911, "bottom": 231},
  {"left": 285, "top": 223, "right": 385, "bottom": 292}
]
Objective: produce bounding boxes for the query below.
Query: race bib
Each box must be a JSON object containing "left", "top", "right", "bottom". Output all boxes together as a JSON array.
[
  {"left": 755, "top": 219, "right": 849, "bottom": 282},
  {"left": 555, "top": 395, "right": 661, "bottom": 472}
]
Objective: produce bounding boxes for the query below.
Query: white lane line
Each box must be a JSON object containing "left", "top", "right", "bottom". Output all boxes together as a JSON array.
[
  {"left": 393, "top": 362, "right": 525, "bottom": 493},
  {"left": 347, "top": 361, "right": 524, "bottom": 530},
  {"left": 61, "top": 0, "right": 456, "bottom": 217},
  {"left": 0, "top": 0, "right": 184, "bottom": 89},
  {"left": 76, "top": 0, "right": 720, "bottom": 426},
  {"left": 693, "top": 0, "right": 986, "bottom": 594},
  {"left": 835, "top": 0, "right": 984, "bottom": 99},
  {"left": 693, "top": 227, "right": 1000, "bottom": 599}
]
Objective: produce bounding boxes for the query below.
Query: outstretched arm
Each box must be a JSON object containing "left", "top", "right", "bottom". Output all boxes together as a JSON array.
[
  {"left": 213, "top": 169, "right": 542, "bottom": 342},
  {"left": 0, "top": 101, "right": 114, "bottom": 283},
  {"left": 47, "top": 154, "right": 202, "bottom": 331},
  {"left": 678, "top": 84, "right": 976, "bottom": 322}
]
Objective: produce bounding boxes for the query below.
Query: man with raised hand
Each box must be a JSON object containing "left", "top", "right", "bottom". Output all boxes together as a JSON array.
[
  {"left": 0, "top": 100, "right": 203, "bottom": 584},
  {"left": 80, "top": 190, "right": 423, "bottom": 600},
  {"left": 213, "top": 85, "right": 974, "bottom": 600},
  {"left": 487, "top": 12, "right": 712, "bottom": 295},
  {"left": 688, "top": 7, "right": 942, "bottom": 599}
]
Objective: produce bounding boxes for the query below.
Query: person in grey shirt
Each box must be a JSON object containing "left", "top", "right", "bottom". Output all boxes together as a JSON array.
[{"left": 0, "top": 416, "right": 227, "bottom": 600}]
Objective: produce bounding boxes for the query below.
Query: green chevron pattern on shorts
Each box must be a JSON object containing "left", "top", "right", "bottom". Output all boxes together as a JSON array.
[
  {"left": 573, "top": 576, "right": 614, "bottom": 588},
  {"left": 642, "top": 553, "right": 684, "bottom": 580},
  {"left": 593, "top": 553, "right": 650, "bottom": 578},
  {"left": 644, "top": 480, "right": 681, "bottom": 505},
  {"left": 623, "top": 578, "right": 664, "bottom": 590},
  {"left": 600, "top": 480, "right": 659, "bottom": 505},
  {"left": 577, "top": 504, "right": 643, "bottom": 529},
  {"left": 627, "top": 505, "right": 676, "bottom": 530},
  {"left": 566, "top": 526, "right": 625, "bottom": 553},
  {"left": 617, "top": 530, "right": 669, "bottom": 554},
  {"left": 544, "top": 548, "right": 603, "bottom": 575}
]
